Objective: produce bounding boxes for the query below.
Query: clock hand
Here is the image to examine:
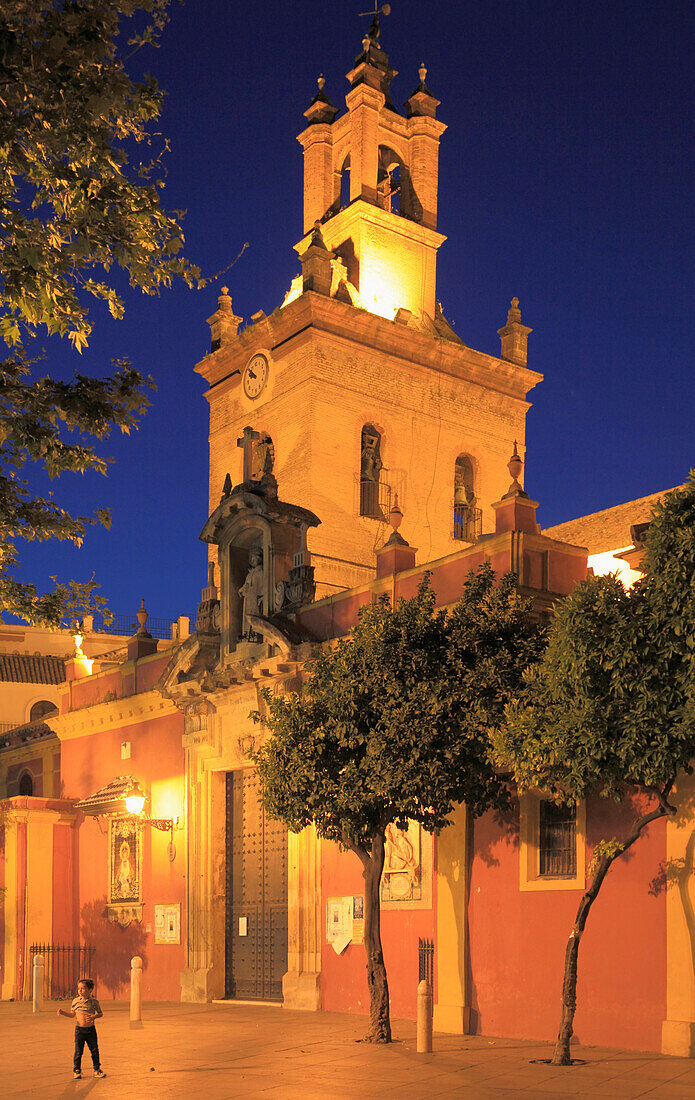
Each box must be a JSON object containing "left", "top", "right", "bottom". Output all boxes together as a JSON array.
[{"left": 248, "top": 369, "right": 257, "bottom": 379}]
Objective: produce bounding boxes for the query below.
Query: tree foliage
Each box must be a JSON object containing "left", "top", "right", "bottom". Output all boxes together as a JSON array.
[
  {"left": 0, "top": 348, "right": 153, "bottom": 625},
  {"left": 253, "top": 565, "right": 544, "bottom": 1042},
  {"left": 1, "top": 0, "right": 201, "bottom": 350},
  {"left": 493, "top": 471, "right": 695, "bottom": 1064},
  {"left": 0, "top": 0, "right": 199, "bottom": 625}
]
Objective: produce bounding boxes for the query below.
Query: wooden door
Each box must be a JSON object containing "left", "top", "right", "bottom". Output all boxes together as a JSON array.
[{"left": 225, "top": 770, "right": 287, "bottom": 1001}]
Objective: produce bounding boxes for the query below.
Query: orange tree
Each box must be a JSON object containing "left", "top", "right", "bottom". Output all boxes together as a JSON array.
[
  {"left": 493, "top": 473, "right": 695, "bottom": 1066},
  {"left": 252, "top": 565, "right": 544, "bottom": 1042}
]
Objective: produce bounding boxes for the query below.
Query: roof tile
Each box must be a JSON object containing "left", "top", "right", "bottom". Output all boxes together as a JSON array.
[{"left": 0, "top": 653, "right": 66, "bottom": 684}]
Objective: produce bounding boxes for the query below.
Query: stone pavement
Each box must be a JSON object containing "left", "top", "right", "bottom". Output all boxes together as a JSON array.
[{"left": 4, "top": 1000, "right": 695, "bottom": 1099}]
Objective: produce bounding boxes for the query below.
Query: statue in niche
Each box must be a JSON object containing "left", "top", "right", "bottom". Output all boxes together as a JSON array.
[
  {"left": 238, "top": 547, "right": 264, "bottom": 638},
  {"left": 361, "top": 426, "right": 382, "bottom": 483}
]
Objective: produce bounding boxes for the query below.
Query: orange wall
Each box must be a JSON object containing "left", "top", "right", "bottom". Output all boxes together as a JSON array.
[
  {"left": 52, "top": 822, "right": 78, "bottom": 944},
  {"left": 60, "top": 712, "right": 185, "bottom": 1001},
  {"left": 320, "top": 838, "right": 435, "bottom": 1021},
  {"left": 468, "top": 794, "right": 667, "bottom": 1052}
]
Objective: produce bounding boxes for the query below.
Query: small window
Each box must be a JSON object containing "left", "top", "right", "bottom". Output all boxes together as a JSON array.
[
  {"left": 30, "top": 700, "right": 57, "bottom": 722},
  {"left": 519, "top": 791, "right": 585, "bottom": 892},
  {"left": 18, "top": 772, "right": 33, "bottom": 797},
  {"left": 539, "top": 801, "right": 577, "bottom": 877}
]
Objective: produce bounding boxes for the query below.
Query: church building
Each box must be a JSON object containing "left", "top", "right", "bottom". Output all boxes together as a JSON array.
[{"left": 2, "top": 13, "right": 694, "bottom": 1062}]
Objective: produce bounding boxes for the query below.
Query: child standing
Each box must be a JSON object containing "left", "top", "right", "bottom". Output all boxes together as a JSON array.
[{"left": 57, "top": 977, "right": 107, "bottom": 1079}]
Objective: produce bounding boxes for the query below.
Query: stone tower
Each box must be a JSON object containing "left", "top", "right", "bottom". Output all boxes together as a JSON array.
[{"left": 197, "top": 15, "right": 541, "bottom": 598}]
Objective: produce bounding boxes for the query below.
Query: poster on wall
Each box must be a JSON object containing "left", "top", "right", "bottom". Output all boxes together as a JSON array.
[
  {"left": 154, "top": 904, "right": 181, "bottom": 944},
  {"left": 351, "top": 895, "right": 364, "bottom": 944},
  {"left": 107, "top": 818, "right": 143, "bottom": 924},
  {"left": 326, "top": 895, "right": 365, "bottom": 953},
  {"left": 326, "top": 896, "right": 352, "bottom": 955}
]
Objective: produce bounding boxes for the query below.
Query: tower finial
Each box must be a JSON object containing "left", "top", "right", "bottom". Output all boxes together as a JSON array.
[
  {"left": 503, "top": 442, "right": 529, "bottom": 499},
  {"left": 388, "top": 492, "right": 403, "bottom": 533},
  {"left": 358, "top": 3, "right": 391, "bottom": 48}
]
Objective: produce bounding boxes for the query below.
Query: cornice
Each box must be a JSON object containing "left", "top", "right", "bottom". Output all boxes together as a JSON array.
[
  {"left": 0, "top": 797, "right": 77, "bottom": 824},
  {"left": 195, "top": 292, "right": 542, "bottom": 404},
  {"left": 47, "top": 690, "right": 180, "bottom": 742}
]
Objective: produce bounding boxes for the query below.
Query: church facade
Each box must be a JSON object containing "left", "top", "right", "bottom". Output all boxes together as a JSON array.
[{"left": 2, "top": 15, "right": 695, "bottom": 1061}]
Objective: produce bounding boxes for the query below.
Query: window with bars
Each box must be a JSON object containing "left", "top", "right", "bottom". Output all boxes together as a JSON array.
[{"left": 539, "top": 800, "right": 577, "bottom": 877}]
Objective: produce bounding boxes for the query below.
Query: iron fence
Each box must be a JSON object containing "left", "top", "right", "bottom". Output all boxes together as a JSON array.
[
  {"left": 88, "top": 611, "right": 184, "bottom": 640},
  {"left": 29, "top": 944, "right": 95, "bottom": 1000},
  {"left": 418, "top": 937, "right": 434, "bottom": 984}
]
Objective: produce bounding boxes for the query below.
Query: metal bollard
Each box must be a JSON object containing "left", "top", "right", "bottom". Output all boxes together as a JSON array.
[
  {"left": 130, "top": 955, "right": 143, "bottom": 1029},
  {"left": 32, "top": 954, "right": 44, "bottom": 1014},
  {"left": 416, "top": 977, "right": 433, "bottom": 1053}
]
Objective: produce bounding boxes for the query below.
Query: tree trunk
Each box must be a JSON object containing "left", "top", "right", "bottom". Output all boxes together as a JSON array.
[
  {"left": 552, "top": 799, "right": 671, "bottom": 1065},
  {"left": 347, "top": 830, "right": 391, "bottom": 1042}
]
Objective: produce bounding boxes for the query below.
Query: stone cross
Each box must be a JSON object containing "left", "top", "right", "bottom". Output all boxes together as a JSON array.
[{"left": 237, "top": 426, "right": 260, "bottom": 482}]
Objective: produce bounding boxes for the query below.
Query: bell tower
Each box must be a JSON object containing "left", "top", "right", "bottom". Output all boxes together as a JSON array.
[
  {"left": 197, "top": 14, "right": 542, "bottom": 601},
  {"left": 297, "top": 15, "right": 446, "bottom": 322}
]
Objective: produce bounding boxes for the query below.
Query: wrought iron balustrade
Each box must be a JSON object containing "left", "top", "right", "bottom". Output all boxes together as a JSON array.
[
  {"left": 453, "top": 504, "right": 482, "bottom": 543},
  {"left": 359, "top": 473, "right": 392, "bottom": 520},
  {"left": 89, "top": 611, "right": 188, "bottom": 640}
]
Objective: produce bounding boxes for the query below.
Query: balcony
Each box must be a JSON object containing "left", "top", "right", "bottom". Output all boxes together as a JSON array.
[
  {"left": 453, "top": 504, "right": 482, "bottom": 543},
  {"left": 359, "top": 474, "right": 392, "bottom": 520}
]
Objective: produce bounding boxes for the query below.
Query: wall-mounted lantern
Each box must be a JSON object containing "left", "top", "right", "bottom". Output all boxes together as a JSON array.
[{"left": 77, "top": 775, "right": 179, "bottom": 861}]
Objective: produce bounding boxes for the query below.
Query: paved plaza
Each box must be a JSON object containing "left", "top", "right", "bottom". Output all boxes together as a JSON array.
[{"left": 4, "top": 1000, "right": 695, "bottom": 1099}]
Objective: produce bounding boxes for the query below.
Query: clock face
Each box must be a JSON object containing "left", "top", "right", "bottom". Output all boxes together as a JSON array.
[{"left": 243, "top": 353, "right": 269, "bottom": 400}]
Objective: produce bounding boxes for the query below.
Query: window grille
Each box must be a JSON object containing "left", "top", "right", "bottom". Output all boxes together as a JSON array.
[
  {"left": 453, "top": 504, "right": 482, "bottom": 542},
  {"left": 539, "top": 801, "right": 577, "bottom": 877},
  {"left": 418, "top": 937, "right": 434, "bottom": 984}
]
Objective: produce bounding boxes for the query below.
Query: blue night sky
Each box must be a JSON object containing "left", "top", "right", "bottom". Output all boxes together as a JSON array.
[{"left": 12, "top": 0, "right": 695, "bottom": 625}]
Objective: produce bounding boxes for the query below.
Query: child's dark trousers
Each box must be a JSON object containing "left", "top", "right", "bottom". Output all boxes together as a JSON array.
[{"left": 73, "top": 1025, "right": 100, "bottom": 1072}]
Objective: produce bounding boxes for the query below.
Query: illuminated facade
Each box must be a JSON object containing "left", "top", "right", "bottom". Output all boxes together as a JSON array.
[
  {"left": 199, "top": 16, "right": 539, "bottom": 599},
  {"left": 2, "top": 15, "right": 694, "bottom": 1065}
]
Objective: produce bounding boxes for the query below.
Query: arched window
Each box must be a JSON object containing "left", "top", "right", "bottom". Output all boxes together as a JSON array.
[
  {"left": 377, "top": 147, "right": 422, "bottom": 221},
  {"left": 453, "top": 456, "right": 481, "bottom": 541},
  {"left": 29, "top": 699, "right": 56, "bottom": 722},
  {"left": 18, "top": 771, "right": 33, "bottom": 797},
  {"left": 378, "top": 149, "right": 400, "bottom": 215},
  {"left": 360, "top": 424, "right": 385, "bottom": 518}
]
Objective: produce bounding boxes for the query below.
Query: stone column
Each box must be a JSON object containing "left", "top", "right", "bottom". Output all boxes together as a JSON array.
[
  {"left": 345, "top": 84, "right": 383, "bottom": 205},
  {"left": 406, "top": 117, "right": 447, "bottom": 231},
  {"left": 180, "top": 753, "right": 225, "bottom": 1002},
  {"left": 298, "top": 124, "right": 335, "bottom": 235},
  {"left": 282, "top": 824, "right": 322, "bottom": 1010}
]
